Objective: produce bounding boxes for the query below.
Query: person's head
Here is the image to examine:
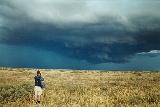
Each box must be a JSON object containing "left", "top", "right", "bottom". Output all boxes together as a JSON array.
[{"left": 37, "top": 70, "right": 41, "bottom": 76}]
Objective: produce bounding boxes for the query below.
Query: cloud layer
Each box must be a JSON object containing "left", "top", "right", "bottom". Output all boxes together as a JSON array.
[{"left": 0, "top": 0, "right": 160, "bottom": 64}]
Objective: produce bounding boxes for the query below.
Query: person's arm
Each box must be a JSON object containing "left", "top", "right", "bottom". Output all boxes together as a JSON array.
[
  {"left": 40, "top": 77, "right": 45, "bottom": 89},
  {"left": 34, "top": 76, "right": 36, "bottom": 81},
  {"left": 41, "top": 77, "right": 44, "bottom": 81},
  {"left": 34, "top": 76, "right": 36, "bottom": 86}
]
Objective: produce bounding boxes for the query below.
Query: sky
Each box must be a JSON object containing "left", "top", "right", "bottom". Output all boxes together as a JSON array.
[{"left": 0, "top": 0, "right": 160, "bottom": 70}]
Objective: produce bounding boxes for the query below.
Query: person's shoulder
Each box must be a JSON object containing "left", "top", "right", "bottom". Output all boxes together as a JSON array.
[{"left": 41, "top": 76, "right": 44, "bottom": 80}]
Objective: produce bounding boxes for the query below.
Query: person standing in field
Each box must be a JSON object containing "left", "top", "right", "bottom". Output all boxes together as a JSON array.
[{"left": 34, "top": 70, "right": 45, "bottom": 104}]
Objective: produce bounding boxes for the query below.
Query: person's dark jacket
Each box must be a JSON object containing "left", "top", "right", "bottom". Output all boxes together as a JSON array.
[{"left": 34, "top": 75, "right": 44, "bottom": 88}]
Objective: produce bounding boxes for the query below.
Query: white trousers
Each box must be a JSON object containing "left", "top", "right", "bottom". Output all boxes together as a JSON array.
[{"left": 34, "top": 86, "right": 43, "bottom": 96}]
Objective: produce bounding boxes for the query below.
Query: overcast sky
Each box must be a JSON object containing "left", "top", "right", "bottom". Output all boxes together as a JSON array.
[{"left": 0, "top": 0, "right": 160, "bottom": 70}]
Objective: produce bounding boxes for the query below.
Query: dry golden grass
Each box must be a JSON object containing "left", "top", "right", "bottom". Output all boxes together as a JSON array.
[{"left": 0, "top": 68, "right": 160, "bottom": 107}]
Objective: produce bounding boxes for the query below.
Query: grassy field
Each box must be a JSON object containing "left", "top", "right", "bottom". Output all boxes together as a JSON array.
[{"left": 0, "top": 68, "right": 160, "bottom": 107}]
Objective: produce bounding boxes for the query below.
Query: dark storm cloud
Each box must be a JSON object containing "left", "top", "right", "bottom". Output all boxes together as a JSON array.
[{"left": 0, "top": 0, "right": 160, "bottom": 64}]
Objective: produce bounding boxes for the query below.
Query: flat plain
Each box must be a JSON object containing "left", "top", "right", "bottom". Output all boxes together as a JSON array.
[{"left": 0, "top": 68, "right": 160, "bottom": 107}]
